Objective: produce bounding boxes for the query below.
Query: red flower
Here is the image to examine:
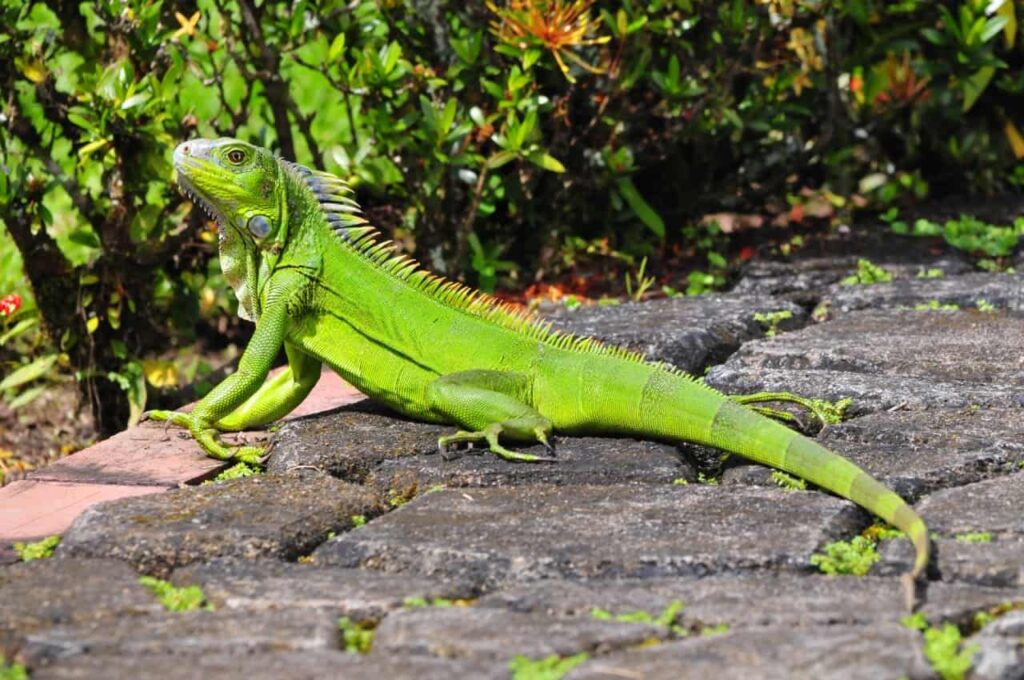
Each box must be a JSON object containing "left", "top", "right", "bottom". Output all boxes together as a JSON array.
[{"left": 0, "top": 293, "right": 22, "bottom": 318}]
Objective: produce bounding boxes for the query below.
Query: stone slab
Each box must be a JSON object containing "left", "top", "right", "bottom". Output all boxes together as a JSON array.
[
  {"left": 881, "top": 472, "right": 1024, "bottom": 588},
  {"left": 31, "top": 651, "right": 504, "bottom": 680},
  {"left": 0, "top": 558, "right": 163, "bottom": 657},
  {"left": 826, "top": 272, "right": 1024, "bottom": 315},
  {"left": 0, "top": 481, "right": 165, "bottom": 543},
  {"left": 479, "top": 573, "right": 1024, "bottom": 631},
  {"left": 313, "top": 484, "right": 863, "bottom": 592},
  {"left": 969, "top": 610, "right": 1024, "bottom": 680},
  {"left": 58, "top": 472, "right": 381, "bottom": 577},
  {"left": 722, "top": 407, "right": 1024, "bottom": 502},
  {"left": 707, "top": 310, "right": 1024, "bottom": 415},
  {"left": 566, "top": 624, "right": 930, "bottom": 680},
  {"left": 372, "top": 606, "right": 664, "bottom": 662},
  {"left": 733, "top": 253, "right": 973, "bottom": 305},
  {"left": 171, "top": 558, "right": 475, "bottom": 621},
  {"left": 18, "top": 607, "right": 340, "bottom": 667},
  {"left": 26, "top": 423, "right": 227, "bottom": 487},
  {"left": 546, "top": 293, "right": 806, "bottom": 373}
]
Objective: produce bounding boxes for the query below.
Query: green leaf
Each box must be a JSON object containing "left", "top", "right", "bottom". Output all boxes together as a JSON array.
[
  {"left": 616, "top": 177, "right": 665, "bottom": 237},
  {"left": 0, "top": 354, "right": 58, "bottom": 392},
  {"left": 120, "top": 92, "right": 150, "bottom": 110},
  {"left": 486, "top": 150, "right": 518, "bottom": 170},
  {"left": 328, "top": 33, "right": 346, "bottom": 62},
  {"left": 962, "top": 66, "right": 995, "bottom": 112},
  {"left": 527, "top": 150, "right": 566, "bottom": 173}
]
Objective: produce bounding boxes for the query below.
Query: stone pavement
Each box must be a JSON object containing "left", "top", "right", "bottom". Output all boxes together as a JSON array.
[{"left": 2, "top": 246, "right": 1023, "bottom": 679}]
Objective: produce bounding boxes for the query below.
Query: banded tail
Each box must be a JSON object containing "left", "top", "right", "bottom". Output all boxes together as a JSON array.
[{"left": 701, "top": 399, "right": 929, "bottom": 596}]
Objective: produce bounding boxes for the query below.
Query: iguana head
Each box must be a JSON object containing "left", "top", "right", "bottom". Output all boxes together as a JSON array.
[{"left": 173, "top": 138, "right": 288, "bottom": 321}]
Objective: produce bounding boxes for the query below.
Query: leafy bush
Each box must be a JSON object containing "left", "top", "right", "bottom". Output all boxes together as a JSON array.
[{"left": 1, "top": 0, "right": 1023, "bottom": 436}]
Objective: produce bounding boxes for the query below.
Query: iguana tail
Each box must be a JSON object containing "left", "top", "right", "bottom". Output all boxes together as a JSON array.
[{"left": 697, "top": 398, "right": 929, "bottom": 587}]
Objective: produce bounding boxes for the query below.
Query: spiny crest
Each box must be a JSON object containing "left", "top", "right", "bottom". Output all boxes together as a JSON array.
[{"left": 282, "top": 161, "right": 688, "bottom": 375}]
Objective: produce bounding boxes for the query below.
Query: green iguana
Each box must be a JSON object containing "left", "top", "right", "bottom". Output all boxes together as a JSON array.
[{"left": 151, "top": 138, "right": 929, "bottom": 602}]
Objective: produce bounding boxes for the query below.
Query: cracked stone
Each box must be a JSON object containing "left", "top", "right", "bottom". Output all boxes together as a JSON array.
[
  {"left": 565, "top": 624, "right": 930, "bottom": 680},
  {"left": 722, "top": 408, "right": 1024, "bottom": 502},
  {"left": 18, "top": 608, "right": 340, "bottom": 667},
  {"left": 313, "top": 484, "right": 863, "bottom": 592},
  {"left": 478, "top": 573, "right": 1024, "bottom": 631},
  {"left": 970, "top": 611, "right": 1024, "bottom": 680},
  {"left": 30, "top": 651, "right": 504, "bottom": 680},
  {"left": 707, "top": 310, "right": 1024, "bottom": 415},
  {"left": 546, "top": 294, "right": 806, "bottom": 373},
  {"left": 826, "top": 272, "right": 1024, "bottom": 315},
  {"left": 171, "top": 558, "right": 475, "bottom": 621},
  {"left": 0, "top": 558, "right": 163, "bottom": 658},
  {"left": 58, "top": 472, "right": 381, "bottom": 577},
  {"left": 372, "top": 606, "right": 664, "bottom": 662}
]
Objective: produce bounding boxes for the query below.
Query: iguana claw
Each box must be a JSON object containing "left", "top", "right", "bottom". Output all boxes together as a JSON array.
[{"left": 146, "top": 409, "right": 267, "bottom": 463}]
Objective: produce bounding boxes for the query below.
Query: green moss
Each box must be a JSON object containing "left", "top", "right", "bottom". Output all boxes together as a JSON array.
[
  {"left": 770, "top": 470, "right": 806, "bottom": 491},
  {"left": 916, "top": 268, "right": 945, "bottom": 279},
  {"left": 14, "top": 535, "right": 60, "bottom": 562},
  {"left": 0, "top": 657, "right": 28, "bottom": 680},
  {"left": 975, "top": 299, "right": 996, "bottom": 313},
  {"left": 810, "top": 536, "right": 879, "bottom": 576},
  {"left": 954, "top": 532, "right": 992, "bottom": 544},
  {"left": 508, "top": 653, "right": 589, "bottom": 680},
  {"left": 700, "top": 623, "right": 730, "bottom": 636},
  {"left": 753, "top": 310, "right": 793, "bottom": 337},
  {"left": 210, "top": 461, "right": 262, "bottom": 482},
  {"left": 592, "top": 600, "right": 684, "bottom": 633},
  {"left": 403, "top": 596, "right": 459, "bottom": 609},
  {"left": 840, "top": 259, "right": 893, "bottom": 286},
  {"left": 914, "top": 299, "right": 960, "bottom": 311},
  {"left": 671, "top": 477, "right": 688, "bottom": 486},
  {"left": 862, "top": 522, "right": 903, "bottom": 542},
  {"left": 338, "top": 617, "right": 375, "bottom": 653},
  {"left": 901, "top": 615, "right": 977, "bottom": 680},
  {"left": 351, "top": 515, "right": 366, "bottom": 528},
  {"left": 695, "top": 472, "right": 719, "bottom": 486},
  {"left": 138, "top": 576, "right": 211, "bottom": 612}
]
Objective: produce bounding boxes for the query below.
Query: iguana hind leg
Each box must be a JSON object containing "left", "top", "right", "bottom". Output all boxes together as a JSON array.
[
  {"left": 731, "top": 391, "right": 851, "bottom": 427},
  {"left": 426, "top": 370, "right": 556, "bottom": 463}
]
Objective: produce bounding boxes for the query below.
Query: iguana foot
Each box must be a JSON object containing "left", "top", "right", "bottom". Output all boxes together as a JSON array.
[
  {"left": 732, "top": 392, "right": 852, "bottom": 427},
  {"left": 146, "top": 410, "right": 266, "bottom": 464},
  {"left": 437, "top": 423, "right": 557, "bottom": 463}
]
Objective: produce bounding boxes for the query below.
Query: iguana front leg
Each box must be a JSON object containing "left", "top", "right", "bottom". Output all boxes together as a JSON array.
[
  {"left": 426, "top": 370, "right": 556, "bottom": 463},
  {"left": 148, "top": 275, "right": 304, "bottom": 463},
  {"left": 214, "top": 343, "right": 321, "bottom": 431}
]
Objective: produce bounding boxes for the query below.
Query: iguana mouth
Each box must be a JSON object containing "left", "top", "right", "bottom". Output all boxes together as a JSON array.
[{"left": 175, "top": 172, "right": 221, "bottom": 224}]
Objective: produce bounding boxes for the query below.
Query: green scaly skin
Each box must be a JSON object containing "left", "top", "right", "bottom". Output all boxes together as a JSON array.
[{"left": 149, "top": 138, "right": 930, "bottom": 605}]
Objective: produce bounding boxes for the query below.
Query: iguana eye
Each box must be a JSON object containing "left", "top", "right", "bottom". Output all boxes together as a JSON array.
[
  {"left": 226, "top": 149, "right": 247, "bottom": 165},
  {"left": 247, "top": 214, "right": 271, "bottom": 239}
]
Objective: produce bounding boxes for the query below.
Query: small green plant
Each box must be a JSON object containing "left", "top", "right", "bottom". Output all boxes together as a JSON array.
[
  {"left": 954, "top": 532, "right": 992, "bottom": 544},
  {"left": 138, "top": 576, "right": 211, "bottom": 612},
  {"left": 672, "top": 477, "right": 689, "bottom": 486},
  {"left": 771, "top": 470, "right": 806, "bottom": 491},
  {"left": 14, "top": 535, "right": 60, "bottom": 561},
  {"left": 338, "top": 617, "right": 375, "bottom": 654},
  {"left": 753, "top": 310, "right": 794, "bottom": 337},
  {"left": 700, "top": 623, "right": 730, "bottom": 636},
  {"left": 624, "top": 256, "right": 656, "bottom": 302},
  {"left": 210, "top": 461, "right": 262, "bottom": 482},
  {"left": 916, "top": 268, "right": 945, "bottom": 279},
  {"left": 914, "top": 300, "right": 959, "bottom": 311},
  {"left": 0, "top": 656, "right": 28, "bottom": 680},
  {"left": 840, "top": 259, "right": 893, "bottom": 286},
  {"left": 591, "top": 600, "right": 684, "bottom": 634},
  {"left": 810, "top": 536, "right": 879, "bottom": 576},
  {"left": 351, "top": 515, "right": 366, "bottom": 528},
  {"left": 695, "top": 472, "right": 719, "bottom": 486},
  {"left": 975, "top": 299, "right": 996, "bottom": 313},
  {"left": 862, "top": 522, "right": 903, "bottom": 542},
  {"left": 508, "top": 652, "right": 589, "bottom": 680},
  {"left": 902, "top": 614, "right": 978, "bottom": 680},
  {"left": 403, "top": 596, "right": 457, "bottom": 608}
]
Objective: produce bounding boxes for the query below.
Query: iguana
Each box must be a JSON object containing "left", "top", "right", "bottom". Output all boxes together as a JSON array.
[{"left": 151, "top": 138, "right": 929, "bottom": 602}]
